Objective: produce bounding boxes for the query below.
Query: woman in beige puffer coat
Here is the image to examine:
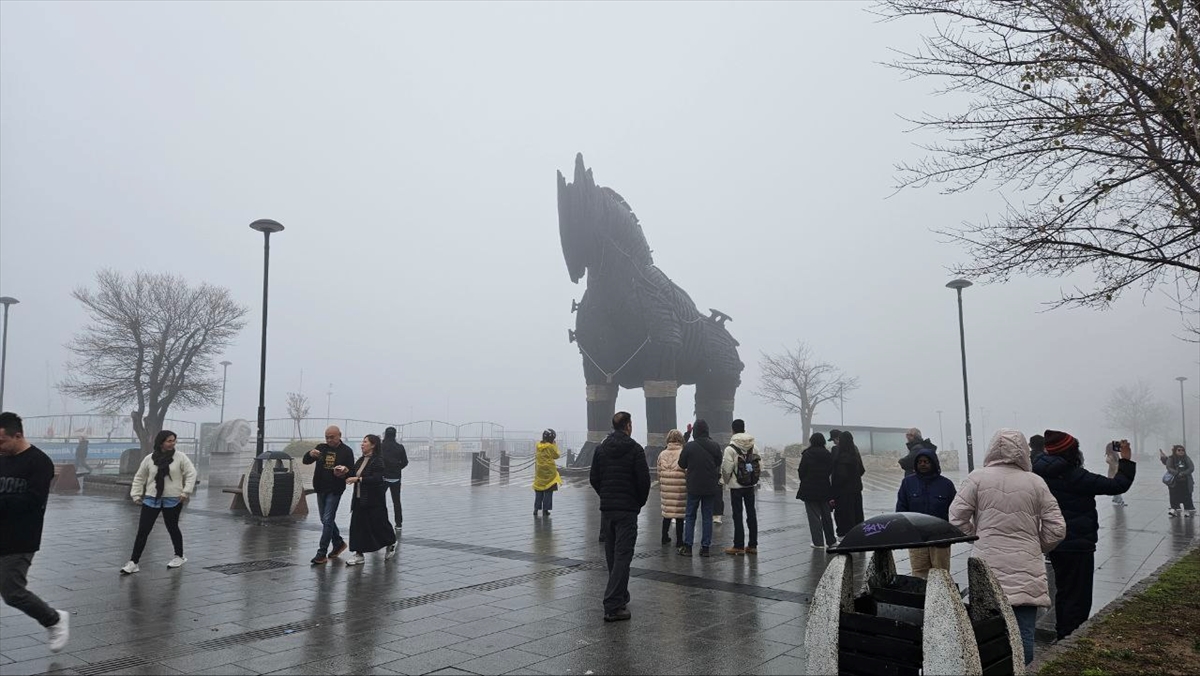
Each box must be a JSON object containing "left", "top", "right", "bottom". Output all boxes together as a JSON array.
[
  {"left": 657, "top": 429, "right": 687, "bottom": 545},
  {"left": 949, "top": 428, "right": 1065, "bottom": 667}
]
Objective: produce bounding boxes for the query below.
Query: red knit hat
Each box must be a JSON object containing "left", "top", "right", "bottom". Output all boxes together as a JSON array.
[{"left": 1043, "top": 430, "right": 1077, "bottom": 455}]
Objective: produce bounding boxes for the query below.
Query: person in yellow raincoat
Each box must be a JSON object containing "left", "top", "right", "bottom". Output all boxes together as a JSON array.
[{"left": 533, "top": 429, "right": 562, "bottom": 516}]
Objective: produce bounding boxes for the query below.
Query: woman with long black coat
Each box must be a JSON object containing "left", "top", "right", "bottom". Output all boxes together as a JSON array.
[
  {"left": 344, "top": 434, "right": 397, "bottom": 566},
  {"left": 796, "top": 433, "right": 837, "bottom": 548},
  {"left": 830, "top": 430, "right": 866, "bottom": 537}
]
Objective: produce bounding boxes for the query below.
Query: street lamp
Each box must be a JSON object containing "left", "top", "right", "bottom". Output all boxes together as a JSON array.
[
  {"left": 936, "top": 410, "right": 944, "bottom": 447},
  {"left": 219, "top": 360, "right": 232, "bottom": 424},
  {"left": 1177, "top": 376, "right": 1189, "bottom": 449},
  {"left": 326, "top": 384, "right": 333, "bottom": 424},
  {"left": 946, "top": 278, "right": 975, "bottom": 471},
  {"left": 0, "top": 296, "right": 19, "bottom": 411},
  {"left": 250, "top": 219, "right": 284, "bottom": 455}
]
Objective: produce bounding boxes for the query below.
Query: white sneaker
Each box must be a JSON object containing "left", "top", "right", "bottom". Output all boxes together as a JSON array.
[
  {"left": 811, "top": 543, "right": 826, "bottom": 549},
  {"left": 120, "top": 561, "right": 140, "bottom": 575},
  {"left": 1185, "top": 511, "right": 1195, "bottom": 518},
  {"left": 167, "top": 556, "right": 187, "bottom": 568},
  {"left": 47, "top": 609, "right": 69, "bottom": 652},
  {"left": 713, "top": 516, "right": 723, "bottom": 524},
  {"left": 344, "top": 553, "right": 365, "bottom": 566},
  {"left": 385, "top": 544, "right": 397, "bottom": 561},
  {"left": 1169, "top": 509, "right": 1179, "bottom": 517}
]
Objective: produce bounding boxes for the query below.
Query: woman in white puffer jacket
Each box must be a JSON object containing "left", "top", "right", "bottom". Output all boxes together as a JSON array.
[{"left": 949, "top": 428, "right": 1065, "bottom": 667}]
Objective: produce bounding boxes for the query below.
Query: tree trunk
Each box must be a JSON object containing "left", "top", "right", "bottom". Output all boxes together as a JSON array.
[
  {"left": 801, "top": 409, "right": 813, "bottom": 445},
  {"left": 135, "top": 412, "right": 164, "bottom": 459}
]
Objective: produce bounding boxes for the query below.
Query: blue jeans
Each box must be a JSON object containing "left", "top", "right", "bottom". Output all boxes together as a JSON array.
[
  {"left": 534, "top": 490, "right": 554, "bottom": 512},
  {"left": 1012, "top": 605, "right": 1038, "bottom": 665},
  {"left": 316, "top": 491, "right": 345, "bottom": 555},
  {"left": 683, "top": 494, "right": 715, "bottom": 548}
]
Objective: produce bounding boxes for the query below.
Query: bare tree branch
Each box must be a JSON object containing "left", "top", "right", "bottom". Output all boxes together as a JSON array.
[
  {"left": 286, "top": 392, "right": 311, "bottom": 440},
  {"left": 753, "top": 342, "right": 860, "bottom": 441},
  {"left": 1102, "top": 379, "right": 1174, "bottom": 450}
]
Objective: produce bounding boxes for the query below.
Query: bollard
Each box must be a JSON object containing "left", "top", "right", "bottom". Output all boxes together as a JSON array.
[
  {"left": 773, "top": 457, "right": 786, "bottom": 492},
  {"left": 471, "top": 451, "right": 483, "bottom": 483},
  {"left": 567, "top": 449, "right": 575, "bottom": 467},
  {"left": 500, "top": 451, "right": 510, "bottom": 482}
]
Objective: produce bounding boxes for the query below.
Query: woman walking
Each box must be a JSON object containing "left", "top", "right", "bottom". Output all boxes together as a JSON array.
[
  {"left": 344, "top": 434, "right": 397, "bottom": 566},
  {"left": 121, "top": 430, "right": 197, "bottom": 574},
  {"left": 657, "top": 429, "right": 687, "bottom": 544},
  {"left": 1160, "top": 445, "right": 1195, "bottom": 517},
  {"left": 830, "top": 430, "right": 865, "bottom": 537},
  {"left": 533, "top": 429, "right": 562, "bottom": 516},
  {"left": 796, "top": 432, "right": 836, "bottom": 548}
]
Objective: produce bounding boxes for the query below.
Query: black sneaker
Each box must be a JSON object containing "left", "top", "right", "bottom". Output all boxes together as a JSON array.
[
  {"left": 604, "top": 608, "right": 632, "bottom": 622},
  {"left": 310, "top": 554, "right": 329, "bottom": 565},
  {"left": 699, "top": 547, "right": 711, "bottom": 557},
  {"left": 661, "top": 536, "right": 671, "bottom": 545},
  {"left": 330, "top": 541, "right": 348, "bottom": 559},
  {"left": 677, "top": 545, "right": 693, "bottom": 557}
]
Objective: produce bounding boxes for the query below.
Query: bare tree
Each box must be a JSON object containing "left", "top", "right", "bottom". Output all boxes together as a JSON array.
[
  {"left": 878, "top": 0, "right": 1200, "bottom": 309},
  {"left": 286, "top": 392, "right": 311, "bottom": 440},
  {"left": 1102, "top": 379, "right": 1173, "bottom": 451},
  {"left": 61, "top": 270, "right": 248, "bottom": 456},
  {"left": 755, "top": 342, "right": 860, "bottom": 441}
]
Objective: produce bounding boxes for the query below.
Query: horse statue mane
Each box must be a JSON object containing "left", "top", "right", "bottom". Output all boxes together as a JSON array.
[{"left": 557, "top": 153, "right": 744, "bottom": 465}]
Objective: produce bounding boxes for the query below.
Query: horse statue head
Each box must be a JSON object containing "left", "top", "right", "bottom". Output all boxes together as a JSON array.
[{"left": 557, "top": 153, "right": 652, "bottom": 284}]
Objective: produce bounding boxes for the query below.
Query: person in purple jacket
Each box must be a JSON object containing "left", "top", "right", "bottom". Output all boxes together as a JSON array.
[{"left": 896, "top": 446, "right": 956, "bottom": 578}]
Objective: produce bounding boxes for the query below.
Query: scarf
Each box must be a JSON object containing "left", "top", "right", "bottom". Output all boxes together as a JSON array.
[
  {"left": 355, "top": 455, "right": 372, "bottom": 498},
  {"left": 150, "top": 448, "right": 175, "bottom": 499}
]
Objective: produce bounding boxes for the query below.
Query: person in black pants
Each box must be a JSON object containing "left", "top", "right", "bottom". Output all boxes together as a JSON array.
[
  {"left": 830, "top": 430, "right": 865, "bottom": 537},
  {"left": 380, "top": 427, "right": 409, "bottom": 529},
  {"left": 1033, "top": 430, "right": 1136, "bottom": 640},
  {"left": 797, "top": 432, "right": 837, "bottom": 548},
  {"left": 589, "top": 412, "right": 651, "bottom": 623}
]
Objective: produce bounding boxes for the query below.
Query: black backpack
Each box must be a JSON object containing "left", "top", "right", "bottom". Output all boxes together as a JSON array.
[{"left": 734, "top": 446, "right": 761, "bottom": 486}]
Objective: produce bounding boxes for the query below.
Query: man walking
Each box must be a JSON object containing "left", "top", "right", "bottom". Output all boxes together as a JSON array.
[
  {"left": 380, "top": 427, "right": 409, "bottom": 530},
  {"left": 721, "top": 419, "right": 760, "bottom": 555},
  {"left": 0, "top": 412, "right": 70, "bottom": 652},
  {"left": 303, "top": 426, "right": 355, "bottom": 565},
  {"left": 677, "top": 419, "right": 723, "bottom": 557},
  {"left": 589, "top": 412, "right": 651, "bottom": 622}
]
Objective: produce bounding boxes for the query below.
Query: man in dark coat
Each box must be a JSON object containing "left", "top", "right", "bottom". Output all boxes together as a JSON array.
[
  {"left": 896, "top": 448, "right": 956, "bottom": 577},
  {"left": 1033, "top": 430, "right": 1135, "bottom": 640},
  {"left": 589, "top": 411, "right": 650, "bottom": 623},
  {"left": 898, "top": 428, "right": 939, "bottom": 476},
  {"left": 380, "top": 427, "right": 408, "bottom": 530},
  {"left": 676, "top": 419, "right": 723, "bottom": 557}
]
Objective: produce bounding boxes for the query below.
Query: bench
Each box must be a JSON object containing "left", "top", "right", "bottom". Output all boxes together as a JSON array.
[{"left": 223, "top": 475, "right": 315, "bottom": 516}]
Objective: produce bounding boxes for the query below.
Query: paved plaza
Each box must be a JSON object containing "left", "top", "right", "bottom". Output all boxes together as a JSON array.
[{"left": 1, "top": 457, "right": 1196, "bottom": 676}]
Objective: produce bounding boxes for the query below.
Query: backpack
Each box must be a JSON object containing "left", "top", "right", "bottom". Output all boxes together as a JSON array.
[{"left": 734, "top": 446, "right": 761, "bottom": 487}]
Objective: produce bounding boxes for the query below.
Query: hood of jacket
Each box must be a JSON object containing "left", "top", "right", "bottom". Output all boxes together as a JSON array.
[
  {"left": 1032, "top": 452, "right": 1074, "bottom": 480},
  {"left": 730, "top": 433, "right": 755, "bottom": 453},
  {"left": 984, "top": 429, "right": 1032, "bottom": 471},
  {"left": 913, "top": 447, "right": 943, "bottom": 476},
  {"left": 602, "top": 431, "right": 638, "bottom": 458},
  {"left": 907, "top": 438, "right": 939, "bottom": 453}
]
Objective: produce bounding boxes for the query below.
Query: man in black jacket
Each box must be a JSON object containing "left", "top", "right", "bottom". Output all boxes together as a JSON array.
[
  {"left": 302, "top": 426, "right": 355, "bottom": 565},
  {"left": 677, "top": 419, "right": 723, "bottom": 557},
  {"left": 898, "top": 428, "right": 938, "bottom": 476},
  {"left": 380, "top": 427, "right": 409, "bottom": 530},
  {"left": 589, "top": 411, "right": 651, "bottom": 623}
]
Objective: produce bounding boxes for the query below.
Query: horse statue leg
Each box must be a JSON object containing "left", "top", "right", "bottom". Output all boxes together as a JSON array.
[
  {"left": 695, "top": 378, "right": 738, "bottom": 448},
  {"left": 643, "top": 347, "right": 679, "bottom": 467},
  {"left": 575, "top": 381, "right": 617, "bottom": 468}
]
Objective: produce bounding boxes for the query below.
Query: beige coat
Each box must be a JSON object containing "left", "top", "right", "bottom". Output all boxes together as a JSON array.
[
  {"left": 657, "top": 442, "right": 687, "bottom": 519},
  {"left": 130, "top": 451, "right": 197, "bottom": 500},
  {"left": 949, "top": 429, "right": 1066, "bottom": 607}
]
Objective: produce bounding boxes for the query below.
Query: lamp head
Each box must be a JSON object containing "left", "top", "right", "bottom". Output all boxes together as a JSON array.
[
  {"left": 0, "top": 296, "right": 19, "bottom": 307},
  {"left": 946, "top": 279, "right": 973, "bottom": 290},
  {"left": 220, "top": 360, "right": 233, "bottom": 367},
  {"left": 249, "top": 219, "right": 284, "bottom": 234},
  {"left": 1178, "top": 376, "right": 1189, "bottom": 383}
]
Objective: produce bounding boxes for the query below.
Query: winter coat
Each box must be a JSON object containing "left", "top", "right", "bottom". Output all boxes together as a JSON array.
[
  {"left": 350, "top": 454, "right": 388, "bottom": 508},
  {"left": 678, "top": 432, "right": 723, "bottom": 496},
  {"left": 796, "top": 443, "right": 834, "bottom": 502},
  {"left": 896, "top": 448, "right": 956, "bottom": 521},
  {"left": 302, "top": 442, "right": 357, "bottom": 494},
  {"left": 720, "top": 433, "right": 758, "bottom": 490},
  {"left": 1161, "top": 453, "right": 1195, "bottom": 491},
  {"left": 380, "top": 437, "right": 409, "bottom": 480},
  {"left": 657, "top": 442, "right": 687, "bottom": 519},
  {"left": 949, "top": 429, "right": 1066, "bottom": 607},
  {"left": 1033, "top": 452, "right": 1135, "bottom": 553},
  {"left": 532, "top": 442, "right": 562, "bottom": 492},
  {"left": 899, "top": 438, "right": 939, "bottom": 476},
  {"left": 589, "top": 431, "right": 651, "bottom": 513},
  {"left": 831, "top": 443, "right": 865, "bottom": 494},
  {"left": 130, "top": 451, "right": 197, "bottom": 500}
]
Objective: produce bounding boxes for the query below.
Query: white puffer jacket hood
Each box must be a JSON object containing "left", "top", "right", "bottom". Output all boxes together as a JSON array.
[{"left": 949, "top": 429, "right": 1066, "bottom": 607}]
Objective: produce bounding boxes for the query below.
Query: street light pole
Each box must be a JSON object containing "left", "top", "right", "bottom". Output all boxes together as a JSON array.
[
  {"left": 250, "top": 219, "right": 284, "bottom": 456},
  {"left": 839, "top": 385, "right": 845, "bottom": 426},
  {"left": 936, "top": 410, "right": 944, "bottom": 447},
  {"left": 326, "top": 384, "right": 332, "bottom": 425},
  {"left": 0, "top": 297, "right": 19, "bottom": 411},
  {"left": 946, "top": 279, "right": 975, "bottom": 471},
  {"left": 219, "top": 360, "right": 232, "bottom": 424},
  {"left": 1177, "top": 376, "right": 1189, "bottom": 449}
]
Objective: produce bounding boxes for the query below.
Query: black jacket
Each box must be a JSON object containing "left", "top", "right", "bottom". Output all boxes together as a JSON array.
[
  {"left": 796, "top": 444, "right": 834, "bottom": 502},
  {"left": 899, "top": 438, "right": 938, "bottom": 476},
  {"left": 350, "top": 454, "right": 388, "bottom": 508},
  {"left": 381, "top": 437, "right": 409, "bottom": 480},
  {"left": 302, "top": 442, "right": 356, "bottom": 494},
  {"left": 831, "top": 443, "right": 865, "bottom": 494},
  {"left": 589, "top": 431, "right": 651, "bottom": 513},
  {"left": 678, "top": 433, "right": 723, "bottom": 496},
  {"left": 0, "top": 445, "right": 54, "bottom": 555},
  {"left": 1033, "top": 453, "right": 1136, "bottom": 553}
]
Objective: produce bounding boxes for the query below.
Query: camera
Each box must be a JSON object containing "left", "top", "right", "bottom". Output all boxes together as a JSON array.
[{"left": 1112, "top": 440, "right": 1121, "bottom": 453}]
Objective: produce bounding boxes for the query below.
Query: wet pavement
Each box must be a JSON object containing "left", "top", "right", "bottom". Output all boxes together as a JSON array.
[{"left": 1, "top": 456, "right": 1195, "bottom": 675}]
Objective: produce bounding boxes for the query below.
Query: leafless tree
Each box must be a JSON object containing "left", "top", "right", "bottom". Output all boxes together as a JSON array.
[
  {"left": 755, "top": 342, "right": 860, "bottom": 442},
  {"left": 878, "top": 0, "right": 1200, "bottom": 310},
  {"left": 1102, "top": 379, "right": 1173, "bottom": 451},
  {"left": 286, "top": 392, "right": 311, "bottom": 440},
  {"left": 61, "top": 270, "right": 248, "bottom": 456}
]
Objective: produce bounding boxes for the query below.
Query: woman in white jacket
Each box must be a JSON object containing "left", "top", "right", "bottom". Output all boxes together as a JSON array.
[
  {"left": 120, "top": 430, "right": 197, "bottom": 574},
  {"left": 949, "top": 428, "right": 1065, "bottom": 666}
]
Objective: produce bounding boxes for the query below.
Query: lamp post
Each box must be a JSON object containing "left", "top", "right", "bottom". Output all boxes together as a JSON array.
[
  {"left": 946, "top": 278, "right": 975, "bottom": 471},
  {"left": 326, "top": 384, "right": 332, "bottom": 424},
  {"left": 219, "top": 360, "right": 232, "bottom": 424},
  {"left": 0, "top": 296, "right": 19, "bottom": 411},
  {"left": 1177, "top": 376, "right": 1189, "bottom": 449},
  {"left": 838, "top": 384, "right": 845, "bottom": 426},
  {"left": 936, "top": 410, "right": 944, "bottom": 447},
  {"left": 250, "top": 219, "right": 284, "bottom": 455}
]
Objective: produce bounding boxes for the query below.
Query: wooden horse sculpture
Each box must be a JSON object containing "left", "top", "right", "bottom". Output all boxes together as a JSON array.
[{"left": 557, "top": 153, "right": 744, "bottom": 465}]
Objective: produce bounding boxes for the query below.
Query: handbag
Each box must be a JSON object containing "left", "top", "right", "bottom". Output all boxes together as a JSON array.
[{"left": 1162, "top": 471, "right": 1176, "bottom": 486}]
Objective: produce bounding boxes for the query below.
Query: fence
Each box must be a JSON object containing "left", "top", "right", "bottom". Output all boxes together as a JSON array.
[{"left": 22, "top": 414, "right": 198, "bottom": 474}]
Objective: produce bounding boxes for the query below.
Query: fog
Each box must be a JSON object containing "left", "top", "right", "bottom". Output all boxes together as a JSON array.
[{"left": 1, "top": 1, "right": 1197, "bottom": 463}]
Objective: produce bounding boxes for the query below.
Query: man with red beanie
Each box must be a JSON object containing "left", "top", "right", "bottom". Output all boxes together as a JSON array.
[{"left": 1032, "top": 430, "right": 1136, "bottom": 640}]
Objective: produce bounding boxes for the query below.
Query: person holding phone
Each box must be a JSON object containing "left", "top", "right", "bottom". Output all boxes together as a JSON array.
[{"left": 303, "top": 426, "right": 355, "bottom": 565}]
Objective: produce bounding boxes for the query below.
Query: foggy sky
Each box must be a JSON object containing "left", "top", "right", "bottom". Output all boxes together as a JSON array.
[{"left": 2, "top": 1, "right": 1197, "bottom": 464}]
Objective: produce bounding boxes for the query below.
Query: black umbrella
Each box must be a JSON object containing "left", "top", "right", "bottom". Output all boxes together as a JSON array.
[{"left": 826, "top": 512, "right": 977, "bottom": 554}]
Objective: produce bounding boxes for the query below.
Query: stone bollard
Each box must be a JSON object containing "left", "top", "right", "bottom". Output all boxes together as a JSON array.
[
  {"left": 500, "top": 451, "right": 510, "bottom": 483},
  {"left": 773, "top": 457, "right": 786, "bottom": 491}
]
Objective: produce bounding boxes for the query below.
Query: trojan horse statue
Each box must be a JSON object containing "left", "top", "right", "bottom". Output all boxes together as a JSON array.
[{"left": 558, "top": 153, "right": 743, "bottom": 466}]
